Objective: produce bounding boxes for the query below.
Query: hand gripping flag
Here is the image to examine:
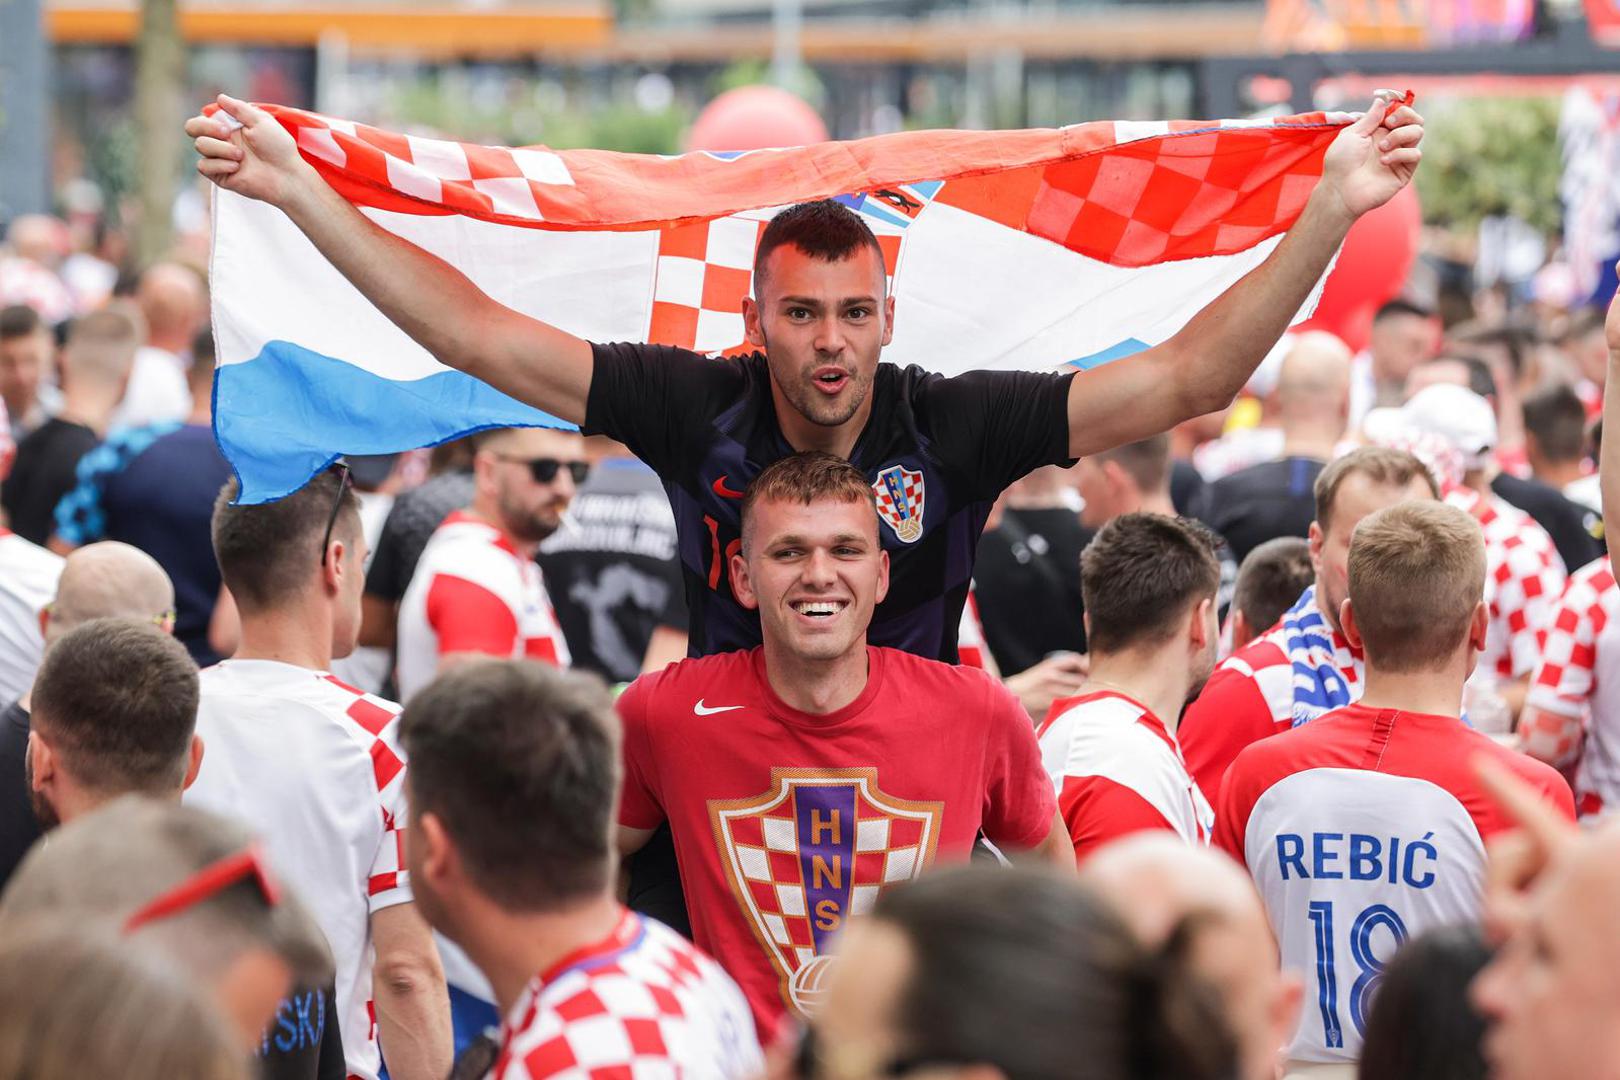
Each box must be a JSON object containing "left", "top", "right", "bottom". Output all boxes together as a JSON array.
[{"left": 209, "top": 106, "right": 1356, "bottom": 502}]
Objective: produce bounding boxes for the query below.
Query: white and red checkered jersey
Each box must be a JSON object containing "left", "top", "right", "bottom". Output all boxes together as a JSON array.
[
  {"left": 396, "top": 509, "right": 570, "bottom": 701},
  {"left": 0, "top": 529, "right": 62, "bottom": 704},
  {"left": 1214, "top": 703, "right": 1573, "bottom": 1067},
  {"left": 1446, "top": 486, "right": 1565, "bottom": 682},
  {"left": 1180, "top": 590, "right": 1363, "bottom": 800},
  {"left": 186, "top": 660, "right": 413, "bottom": 1080},
  {"left": 493, "top": 909, "right": 762, "bottom": 1080},
  {"left": 1527, "top": 558, "right": 1620, "bottom": 817},
  {"left": 1037, "top": 690, "right": 1212, "bottom": 860}
]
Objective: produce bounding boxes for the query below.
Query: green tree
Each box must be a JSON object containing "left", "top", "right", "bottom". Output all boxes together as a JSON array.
[{"left": 1413, "top": 95, "right": 1561, "bottom": 235}]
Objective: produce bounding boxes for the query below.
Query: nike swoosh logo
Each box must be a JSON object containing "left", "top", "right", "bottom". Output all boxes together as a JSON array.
[
  {"left": 712, "top": 475, "right": 746, "bottom": 500},
  {"left": 694, "top": 699, "right": 744, "bottom": 716}
]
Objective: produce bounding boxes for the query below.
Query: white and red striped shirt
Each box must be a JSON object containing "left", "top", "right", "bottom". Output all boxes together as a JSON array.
[
  {"left": 1215, "top": 703, "right": 1573, "bottom": 1067},
  {"left": 957, "top": 588, "right": 988, "bottom": 669},
  {"left": 396, "top": 510, "right": 570, "bottom": 701},
  {"left": 186, "top": 660, "right": 413, "bottom": 1080},
  {"left": 0, "top": 529, "right": 63, "bottom": 704},
  {"left": 1526, "top": 558, "right": 1620, "bottom": 818},
  {"left": 1038, "top": 690, "right": 1212, "bottom": 861},
  {"left": 494, "top": 909, "right": 762, "bottom": 1080},
  {"left": 1446, "top": 486, "right": 1565, "bottom": 681}
]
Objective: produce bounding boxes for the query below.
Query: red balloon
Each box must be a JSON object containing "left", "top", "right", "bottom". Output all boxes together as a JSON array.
[
  {"left": 1298, "top": 182, "right": 1422, "bottom": 353},
  {"left": 686, "top": 86, "right": 829, "bottom": 154}
]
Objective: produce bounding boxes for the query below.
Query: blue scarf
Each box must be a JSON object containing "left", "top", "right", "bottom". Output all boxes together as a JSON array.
[{"left": 1280, "top": 584, "right": 1354, "bottom": 727}]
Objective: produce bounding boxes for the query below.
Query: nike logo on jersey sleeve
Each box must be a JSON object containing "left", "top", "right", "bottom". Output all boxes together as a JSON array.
[{"left": 694, "top": 699, "right": 745, "bottom": 715}]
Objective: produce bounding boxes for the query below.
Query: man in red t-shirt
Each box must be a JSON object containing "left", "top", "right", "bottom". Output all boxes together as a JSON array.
[{"left": 615, "top": 452, "right": 1065, "bottom": 1038}]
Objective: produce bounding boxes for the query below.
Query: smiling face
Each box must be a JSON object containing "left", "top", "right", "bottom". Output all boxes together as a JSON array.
[
  {"left": 731, "top": 494, "right": 889, "bottom": 665},
  {"left": 744, "top": 244, "right": 894, "bottom": 434}
]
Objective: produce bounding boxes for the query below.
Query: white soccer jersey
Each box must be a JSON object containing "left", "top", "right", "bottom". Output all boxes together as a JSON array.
[
  {"left": 1215, "top": 703, "right": 1573, "bottom": 1066},
  {"left": 957, "top": 588, "right": 988, "bottom": 669},
  {"left": 1037, "top": 690, "right": 1212, "bottom": 861},
  {"left": 0, "top": 530, "right": 62, "bottom": 703},
  {"left": 494, "top": 910, "right": 762, "bottom": 1080},
  {"left": 186, "top": 660, "right": 413, "bottom": 1080},
  {"left": 1527, "top": 558, "right": 1620, "bottom": 817},
  {"left": 1445, "top": 486, "right": 1566, "bottom": 681},
  {"left": 396, "top": 510, "right": 570, "bottom": 701}
]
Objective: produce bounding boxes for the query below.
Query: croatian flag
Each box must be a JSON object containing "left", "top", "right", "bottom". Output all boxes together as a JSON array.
[{"left": 210, "top": 105, "right": 1353, "bottom": 502}]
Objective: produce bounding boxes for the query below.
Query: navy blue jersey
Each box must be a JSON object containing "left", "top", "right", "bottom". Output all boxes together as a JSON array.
[{"left": 584, "top": 343, "right": 1075, "bottom": 662}]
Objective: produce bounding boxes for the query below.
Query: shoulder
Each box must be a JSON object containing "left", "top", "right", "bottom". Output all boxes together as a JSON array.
[
  {"left": 620, "top": 650, "right": 755, "bottom": 719},
  {"left": 592, "top": 341, "right": 754, "bottom": 392},
  {"left": 880, "top": 647, "right": 1013, "bottom": 708},
  {"left": 1469, "top": 734, "right": 1576, "bottom": 821},
  {"left": 1201, "top": 636, "right": 1294, "bottom": 712}
]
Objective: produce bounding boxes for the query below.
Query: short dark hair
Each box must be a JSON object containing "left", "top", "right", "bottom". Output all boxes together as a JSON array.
[
  {"left": 1081, "top": 513, "right": 1222, "bottom": 655},
  {"left": 1314, "top": 446, "right": 1439, "bottom": 535},
  {"left": 1094, "top": 433, "right": 1171, "bottom": 494},
  {"left": 870, "top": 865, "right": 1236, "bottom": 1080},
  {"left": 0, "top": 304, "right": 44, "bottom": 341},
  {"left": 1522, "top": 383, "right": 1588, "bottom": 463},
  {"left": 740, "top": 451, "right": 878, "bottom": 552},
  {"left": 398, "top": 660, "right": 620, "bottom": 912},
  {"left": 1375, "top": 299, "right": 1433, "bottom": 323},
  {"left": 212, "top": 467, "right": 359, "bottom": 612},
  {"left": 1232, "top": 536, "right": 1314, "bottom": 635},
  {"left": 753, "top": 200, "right": 885, "bottom": 302},
  {"left": 1357, "top": 926, "right": 1492, "bottom": 1080},
  {"left": 31, "top": 618, "right": 198, "bottom": 795}
]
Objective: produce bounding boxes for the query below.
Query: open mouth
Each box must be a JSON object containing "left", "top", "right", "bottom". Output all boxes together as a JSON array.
[
  {"left": 811, "top": 367, "right": 850, "bottom": 394},
  {"left": 791, "top": 599, "right": 849, "bottom": 619}
]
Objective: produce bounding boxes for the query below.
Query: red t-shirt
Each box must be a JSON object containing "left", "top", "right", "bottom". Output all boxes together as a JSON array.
[{"left": 616, "top": 645, "right": 1055, "bottom": 1037}]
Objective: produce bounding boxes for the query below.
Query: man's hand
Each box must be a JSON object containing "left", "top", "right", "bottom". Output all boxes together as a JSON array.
[
  {"left": 1317, "top": 92, "right": 1425, "bottom": 223},
  {"left": 1475, "top": 754, "right": 1578, "bottom": 944},
  {"left": 185, "top": 94, "right": 317, "bottom": 209}
]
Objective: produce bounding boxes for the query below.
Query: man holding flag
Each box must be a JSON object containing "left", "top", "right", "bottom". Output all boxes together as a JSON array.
[{"left": 185, "top": 92, "right": 1423, "bottom": 666}]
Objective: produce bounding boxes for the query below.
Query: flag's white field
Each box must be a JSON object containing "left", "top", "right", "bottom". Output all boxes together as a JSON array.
[{"left": 210, "top": 106, "right": 1350, "bottom": 502}]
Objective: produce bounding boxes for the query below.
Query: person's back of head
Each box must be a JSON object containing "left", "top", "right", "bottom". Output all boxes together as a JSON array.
[
  {"left": 45, "top": 540, "right": 175, "bottom": 645},
  {"left": 212, "top": 466, "right": 362, "bottom": 621},
  {"left": 813, "top": 863, "right": 1237, "bottom": 1080},
  {"left": 1344, "top": 501, "right": 1486, "bottom": 676},
  {"left": 1276, "top": 331, "right": 1352, "bottom": 438},
  {"left": 0, "top": 921, "right": 249, "bottom": 1080},
  {"left": 1078, "top": 433, "right": 1172, "bottom": 526},
  {"left": 1358, "top": 925, "right": 1491, "bottom": 1080},
  {"left": 0, "top": 796, "right": 333, "bottom": 1042},
  {"left": 397, "top": 660, "right": 618, "bottom": 919},
  {"left": 29, "top": 618, "right": 199, "bottom": 822},
  {"left": 137, "top": 262, "right": 207, "bottom": 350},
  {"left": 1231, "top": 536, "right": 1313, "bottom": 649},
  {"left": 59, "top": 305, "right": 142, "bottom": 391},
  {"left": 1522, "top": 382, "right": 1588, "bottom": 469},
  {"left": 1081, "top": 512, "right": 1221, "bottom": 660}
]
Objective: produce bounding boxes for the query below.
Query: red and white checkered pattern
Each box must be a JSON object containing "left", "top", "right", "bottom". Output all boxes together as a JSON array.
[
  {"left": 494, "top": 912, "right": 761, "bottom": 1080},
  {"left": 873, "top": 465, "right": 925, "bottom": 541},
  {"left": 1528, "top": 559, "right": 1620, "bottom": 815},
  {"left": 1447, "top": 487, "right": 1566, "bottom": 681},
  {"left": 187, "top": 661, "right": 415, "bottom": 1080},
  {"left": 1224, "top": 614, "right": 1365, "bottom": 727}
]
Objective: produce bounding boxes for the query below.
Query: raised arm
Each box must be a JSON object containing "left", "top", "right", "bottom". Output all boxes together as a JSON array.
[
  {"left": 186, "top": 95, "right": 594, "bottom": 424},
  {"left": 1066, "top": 95, "right": 1424, "bottom": 459}
]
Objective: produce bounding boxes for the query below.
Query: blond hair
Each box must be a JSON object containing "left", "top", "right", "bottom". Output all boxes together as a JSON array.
[
  {"left": 1315, "top": 446, "right": 1439, "bottom": 535},
  {"left": 1347, "top": 502, "right": 1485, "bottom": 673}
]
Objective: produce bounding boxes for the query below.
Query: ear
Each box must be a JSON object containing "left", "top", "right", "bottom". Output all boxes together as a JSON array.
[
  {"left": 1339, "top": 598, "right": 1364, "bottom": 651},
  {"left": 874, "top": 548, "right": 891, "bottom": 606},
  {"left": 1307, "top": 520, "right": 1325, "bottom": 574},
  {"left": 418, "top": 811, "right": 457, "bottom": 885},
  {"left": 1274, "top": 972, "right": 1306, "bottom": 1045},
  {"left": 743, "top": 294, "right": 766, "bottom": 349},
  {"left": 1469, "top": 600, "right": 1489, "bottom": 652},
  {"left": 26, "top": 731, "right": 54, "bottom": 790},
  {"left": 181, "top": 734, "right": 205, "bottom": 792},
  {"left": 880, "top": 294, "right": 896, "bottom": 347},
  {"left": 37, "top": 605, "right": 49, "bottom": 641},
  {"left": 1229, "top": 609, "right": 1252, "bottom": 649},
  {"left": 1188, "top": 597, "right": 1214, "bottom": 650},
  {"left": 323, "top": 538, "right": 347, "bottom": 594},
  {"left": 730, "top": 549, "right": 759, "bottom": 611}
]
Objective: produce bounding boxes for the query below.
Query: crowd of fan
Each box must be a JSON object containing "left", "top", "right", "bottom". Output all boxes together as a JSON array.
[{"left": 2, "top": 190, "right": 1620, "bottom": 1080}]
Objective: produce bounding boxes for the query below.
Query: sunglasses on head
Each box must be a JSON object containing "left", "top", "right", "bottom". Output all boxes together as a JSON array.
[
  {"left": 123, "top": 843, "right": 282, "bottom": 933},
  {"left": 319, "top": 462, "right": 353, "bottom": 569},
  {"left": 491, "top": 454, "right": 589, "bottom": 486}
]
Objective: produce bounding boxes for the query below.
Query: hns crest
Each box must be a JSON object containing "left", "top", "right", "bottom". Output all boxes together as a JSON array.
[
  {"left": 873, "top": 465, "right": 926, "bottom": 544},
  {"left": 709, "top": 768, "right": 943, "bottom": 1016}
]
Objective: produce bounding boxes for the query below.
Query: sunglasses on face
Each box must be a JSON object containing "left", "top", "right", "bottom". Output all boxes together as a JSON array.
[
  {"left": 319, "top": 462, "right": 353, "bottom": 570},
  {"left": 123, "top": 843, "right": 283, "bottom": 933},
  {"left": 491, "top": 454, "right": 590, "bottom": 486}
]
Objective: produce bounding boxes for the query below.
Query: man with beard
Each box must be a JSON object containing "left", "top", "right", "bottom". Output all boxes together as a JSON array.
[
  {"left": 1036, "top": 513, "right": 1221, "bottom": 861},
  {"left": 394, "top": 428, "right": 583, "bottom": 703}
]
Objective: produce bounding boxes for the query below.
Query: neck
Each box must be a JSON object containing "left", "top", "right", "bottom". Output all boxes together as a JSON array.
[
  {"left": 1534, "top": 459, "right": 1584, "bottom": 490},
  {"left": 1139, "top": 490, "right": 1176, "bottom": 517},
  {"left": 1280, "top": 421, "right": 1338, "bottom": 461},
  {"left": 1084, "top": 649, "right": 1193, "bottom": 735},
  {"left": 770, "top": 385, "right": 869, "bottom": 460},
  {"left": 148, "top": 330, "right": 191, "bottom": 356},
  {"left": 467, "top": 501, "right": 539, "bottom": 559},
  {"left": 1312, "top": 581, "right": 1341, "bottom": 635},
  {"left": 57, "top": 393, "right": 116, "bottom": 434},
  {"left": 761, "top": 640, "right": 870, "bottom": 715},
  {"left": 1354, "top": 662, "right": 1468, "bottom": 719},
  {"left": 232, "top": 605, "right": 334, "bottom": 672},
  {"left": 187, "top": 386, "right": 212, "bottom": 425},
  {"left": 455, "top": 893, "right": 624, "bottom": 1016}
]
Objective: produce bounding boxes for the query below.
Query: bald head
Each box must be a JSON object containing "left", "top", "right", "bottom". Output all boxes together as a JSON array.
[
  {"left": 1083, "top": 835, "right": 1300, "bottom": 1080},
  {"left": 48, "top": 542, "right": 174, "bottom": 645},
  {"left": 5, "top": 215, "right": 68, "bottom": 267},
  {"left": 1276, "top": 332, "right": 1351, "bottom": 437},
  {"left": 136, "top": 263, "right": 206, "bottom": 351}
]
